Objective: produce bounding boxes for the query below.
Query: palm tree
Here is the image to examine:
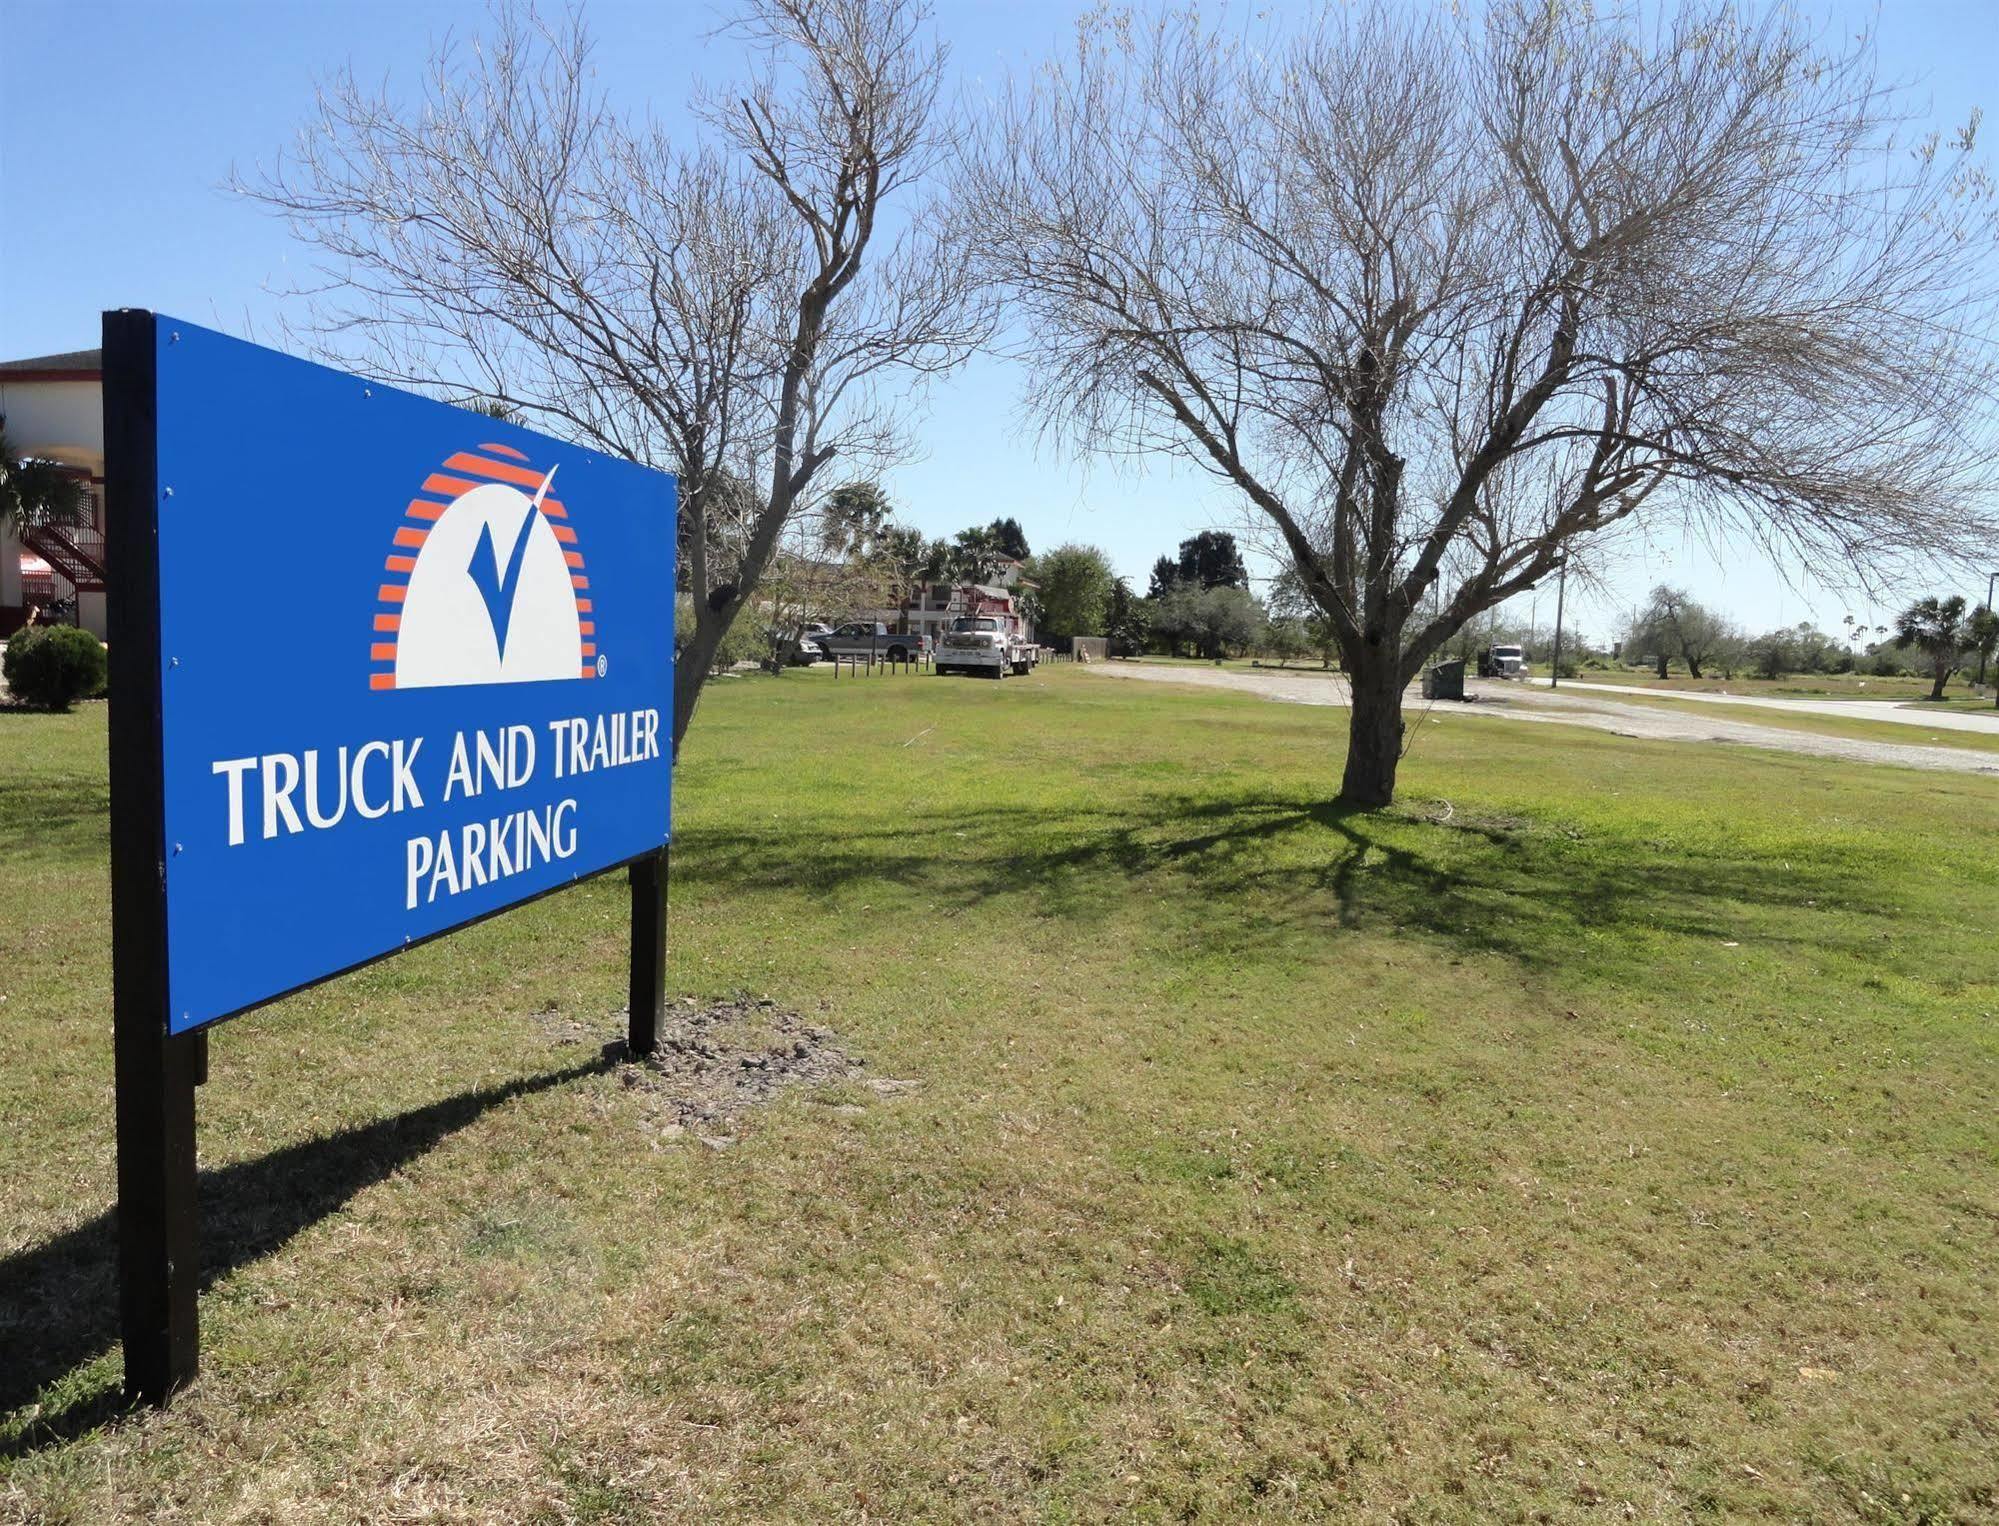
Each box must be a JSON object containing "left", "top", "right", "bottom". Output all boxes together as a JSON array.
[
  {"left": 1893, "top": 595, "right": 1972, "bottom": 702},
  {"left": 0, "top": 427, "right": 87, "bottom": 535},
  {"left": 948, "top": 525, "right": 1010, "bottom": 585}
]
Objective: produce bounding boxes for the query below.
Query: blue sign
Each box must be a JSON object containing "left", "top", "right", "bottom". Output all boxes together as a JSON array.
[{"left": 148, "top": 318, "right": 675, "bottom": 1033}]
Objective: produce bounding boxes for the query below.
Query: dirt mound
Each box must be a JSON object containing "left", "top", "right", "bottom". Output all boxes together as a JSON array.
[{"left": 541, "top": 996, "right": 907, "bottom": 1145}]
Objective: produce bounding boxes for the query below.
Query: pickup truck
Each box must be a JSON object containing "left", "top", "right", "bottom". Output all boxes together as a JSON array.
[
  {"left": 817, "top": 621, "right": 930, "bottom": 664},
  {"left": 936, "top": 615, "right": 1035, "bottom": 678}
]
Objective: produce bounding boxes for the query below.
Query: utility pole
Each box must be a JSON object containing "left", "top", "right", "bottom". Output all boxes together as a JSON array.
[
  {"left": 1551, "top": 557, "right": 1569, "bottom": 690},
  {"left": 1980, "top": 569, "right": 1997, "bottom": 688}
]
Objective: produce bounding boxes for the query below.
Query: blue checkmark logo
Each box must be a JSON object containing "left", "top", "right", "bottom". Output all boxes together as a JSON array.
[{"left": 466, "top": 466, "right": 558, "bottom": 663}]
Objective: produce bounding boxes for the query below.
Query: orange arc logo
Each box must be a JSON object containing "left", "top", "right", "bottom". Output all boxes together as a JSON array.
[{"left": 368, "top": 443, "right": 596, "bottom": 690}]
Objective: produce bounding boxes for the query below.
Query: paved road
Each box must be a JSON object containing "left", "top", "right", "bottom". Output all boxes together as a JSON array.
[
  {"left": 1523, "top": 676, "right": 1999, "bottom": 734},
  {"left": 1083, "top": 662, "right": 1999, "bottom": 777}
]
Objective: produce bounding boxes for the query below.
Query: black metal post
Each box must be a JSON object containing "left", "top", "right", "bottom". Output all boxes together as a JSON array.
[
  {"left": 106, "top": 308, "right": 202, "bottom": 1405},
  {"left": 627, "top": 848, "right": 667, "bottom": 1058}
]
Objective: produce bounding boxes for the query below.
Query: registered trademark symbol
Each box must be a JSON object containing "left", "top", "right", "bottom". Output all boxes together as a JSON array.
[{"left": 596, "top": 653, "right": 609, "bottom": 678}]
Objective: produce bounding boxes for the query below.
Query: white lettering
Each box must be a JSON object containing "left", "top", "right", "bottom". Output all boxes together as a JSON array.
[
  {"left": 488, "top": 811, "right": 516, "bottom": 880},
  {"left": 302, "top": 746, "right": 350, "bottom": 830},
  {"left": 505, "top": 724, "right": 535, "bottom": 787},
  {"left": 392, "top": 738, "right": 423, "bottom": 812},
  {"left": 213, "top": 757, "right": 256, "bottom": 846},
  {"left": 406, "top": 834, "right": 434, "bottom": 910},
  {"left": 428, "top": 827, "right": 461, "bottom": 901},
  {"left": 474, "top": 730, "right": 504, "bottom": 797},
  {"left": 402, "top": 800, "right": 581, "bottom": 908},
  {"left": 261, "top": 753, "right": 304, "bottom": 840},
  {"left": 461, "top": 821, "right": 490, "bottom": 888},
  {"left": 444, "top": 732, "right": 475, "bottom": 802},
  {"left": 353, "top": 740, "right": 393, "bottom": 819}
]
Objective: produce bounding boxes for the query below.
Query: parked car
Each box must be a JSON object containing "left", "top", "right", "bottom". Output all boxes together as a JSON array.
[
  {"left": 817, "top": 621, "right": 930, "bottom": 663},
  {"left": 776, "top": 627, "right": 827, "bottom": 666}
]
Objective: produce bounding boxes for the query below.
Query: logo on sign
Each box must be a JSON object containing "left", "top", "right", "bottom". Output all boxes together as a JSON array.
[{"left": 369, "top": 443, "right": 597, "bottom": 690}]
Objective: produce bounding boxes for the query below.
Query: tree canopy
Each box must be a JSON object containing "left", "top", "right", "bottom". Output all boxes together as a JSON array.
[
  {"left": 1894, "top": 594, "right": 1977, "bottom": 700},
  {"left": 1149, "top": 532, "right": 1249, "bottom": 594},
  {"left": 1025, "top": 543, "right": 1116, "bottom": 640},
  {"left": 1626, "top": 586, "right": 1736, "bottom": 679},
  {"left": 960, "top": 0, "right": 1999, "bottom": 804}
]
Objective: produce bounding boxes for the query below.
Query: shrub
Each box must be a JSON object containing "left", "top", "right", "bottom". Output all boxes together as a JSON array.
[
  {"left": 712, "top": 613, "right": 766, "bottom": 671},
  {"left": 3, "top": 625, "right": 108, "bottom": 711}
]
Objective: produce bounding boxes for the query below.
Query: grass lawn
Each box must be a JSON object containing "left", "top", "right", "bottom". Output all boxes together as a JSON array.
[
  {"left": 1125, "top": 655, "right": 1999, "bottom": 716},
  {"left": 1529, "top": 685, "right": 1999, "bottom": 757},
  {"left": 1558, "top": 669, "right": 1997, "bottom": 707},
  {"left": 3, "top": 667, "right": 1996, "bottom": 1522}
]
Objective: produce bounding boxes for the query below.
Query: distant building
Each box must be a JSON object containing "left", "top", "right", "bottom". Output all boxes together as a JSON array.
[
  {"left": 873, "top": 558, "right": 1038, "bottom": 647},
  {"left": 1, "top": 349, "right": 106, "bottom": 637}
]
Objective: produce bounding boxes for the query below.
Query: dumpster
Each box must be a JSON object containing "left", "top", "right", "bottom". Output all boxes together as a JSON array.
[{"left": 1422, "top": 658, "right": 1466, "bottom": 701}]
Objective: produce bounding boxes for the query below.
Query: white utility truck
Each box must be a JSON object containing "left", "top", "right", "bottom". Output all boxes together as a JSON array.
[{"left": 935, "top": 615, "right": 1035, "bottom": 678}]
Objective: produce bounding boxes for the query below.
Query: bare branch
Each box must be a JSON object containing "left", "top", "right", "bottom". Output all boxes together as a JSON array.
[
  {"left": 242, "top": 0, "right": 989, "bottom": 749},
  {"left": 958, "top": 0, "right": 1999, "bottom": 804}
]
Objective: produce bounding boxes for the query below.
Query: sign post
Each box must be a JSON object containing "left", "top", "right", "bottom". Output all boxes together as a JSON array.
[
  {"left": 102, "top": 311, "right": 675, "bottom": 1403},
  {"left": 628, "top": 848, "right": 667, "bottom": 1059},
  {"left": 105, "top": 309, "right": 202, "bottom": 1403}
]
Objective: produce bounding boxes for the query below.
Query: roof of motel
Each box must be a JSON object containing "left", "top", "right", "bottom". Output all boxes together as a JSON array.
[{"left": 0, "top": 349, "right": 103, "bottom": 376}]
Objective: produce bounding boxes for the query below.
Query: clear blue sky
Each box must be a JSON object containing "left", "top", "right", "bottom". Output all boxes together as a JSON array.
[{"left": 5, "top": 0, "right": 1993, "bottom": 645}]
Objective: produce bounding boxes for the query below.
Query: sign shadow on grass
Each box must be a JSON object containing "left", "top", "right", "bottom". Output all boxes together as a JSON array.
[{"left": 0, "top": 1053, "right": 615, "bottom": 1457}]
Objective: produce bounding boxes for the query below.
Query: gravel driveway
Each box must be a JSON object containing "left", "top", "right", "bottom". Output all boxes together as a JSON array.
[{"left": 1084, "top": 661, "right": 1999, "bottom": 777}]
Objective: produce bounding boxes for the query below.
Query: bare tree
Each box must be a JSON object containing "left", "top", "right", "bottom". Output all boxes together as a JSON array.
[
  {"left": 960, "top": 1, "right": 1999, "bottom": 805},
  {"left": 247, "top": 0, "right": 985, "bottom": 752},
  {"left": 1627, "top": 585, "right": 1735, "bottom": 679}
]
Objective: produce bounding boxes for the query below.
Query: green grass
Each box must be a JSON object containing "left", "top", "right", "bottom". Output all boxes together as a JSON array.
[
  {"left": 4, "top": 669, "right": 1997, "bottom": 1522},
  {"left": 1559, "top": 668, "right": 1996, "bottom": 706},
  {"left": 1535, "top": 683, "right": 1999, "bottom": 755}
]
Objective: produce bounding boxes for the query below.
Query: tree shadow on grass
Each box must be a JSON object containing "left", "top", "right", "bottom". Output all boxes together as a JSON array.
[
  {"left": 0, "top": 1053, "right": 614, "bottom": 1457},
  {"left": 678, "top": 791, "right": 1871, "bottom": 972}
]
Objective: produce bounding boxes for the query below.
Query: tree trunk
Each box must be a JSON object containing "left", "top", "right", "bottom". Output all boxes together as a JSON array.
[
  {"left": 1656, "top": 654, "right": 1669, "bottom": 678},
  {"left": 1687, "top": 658, "right": 1703, "bottom": 678},
  {"left": 672, "top": 613, "right": 729, "bottom": 759},
  {"left": 1930, "top": 660, "right": 1950, "bottom": 702},
  {"left": 1339, "top": 659, "right": 1405, "bottom": 807}
]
